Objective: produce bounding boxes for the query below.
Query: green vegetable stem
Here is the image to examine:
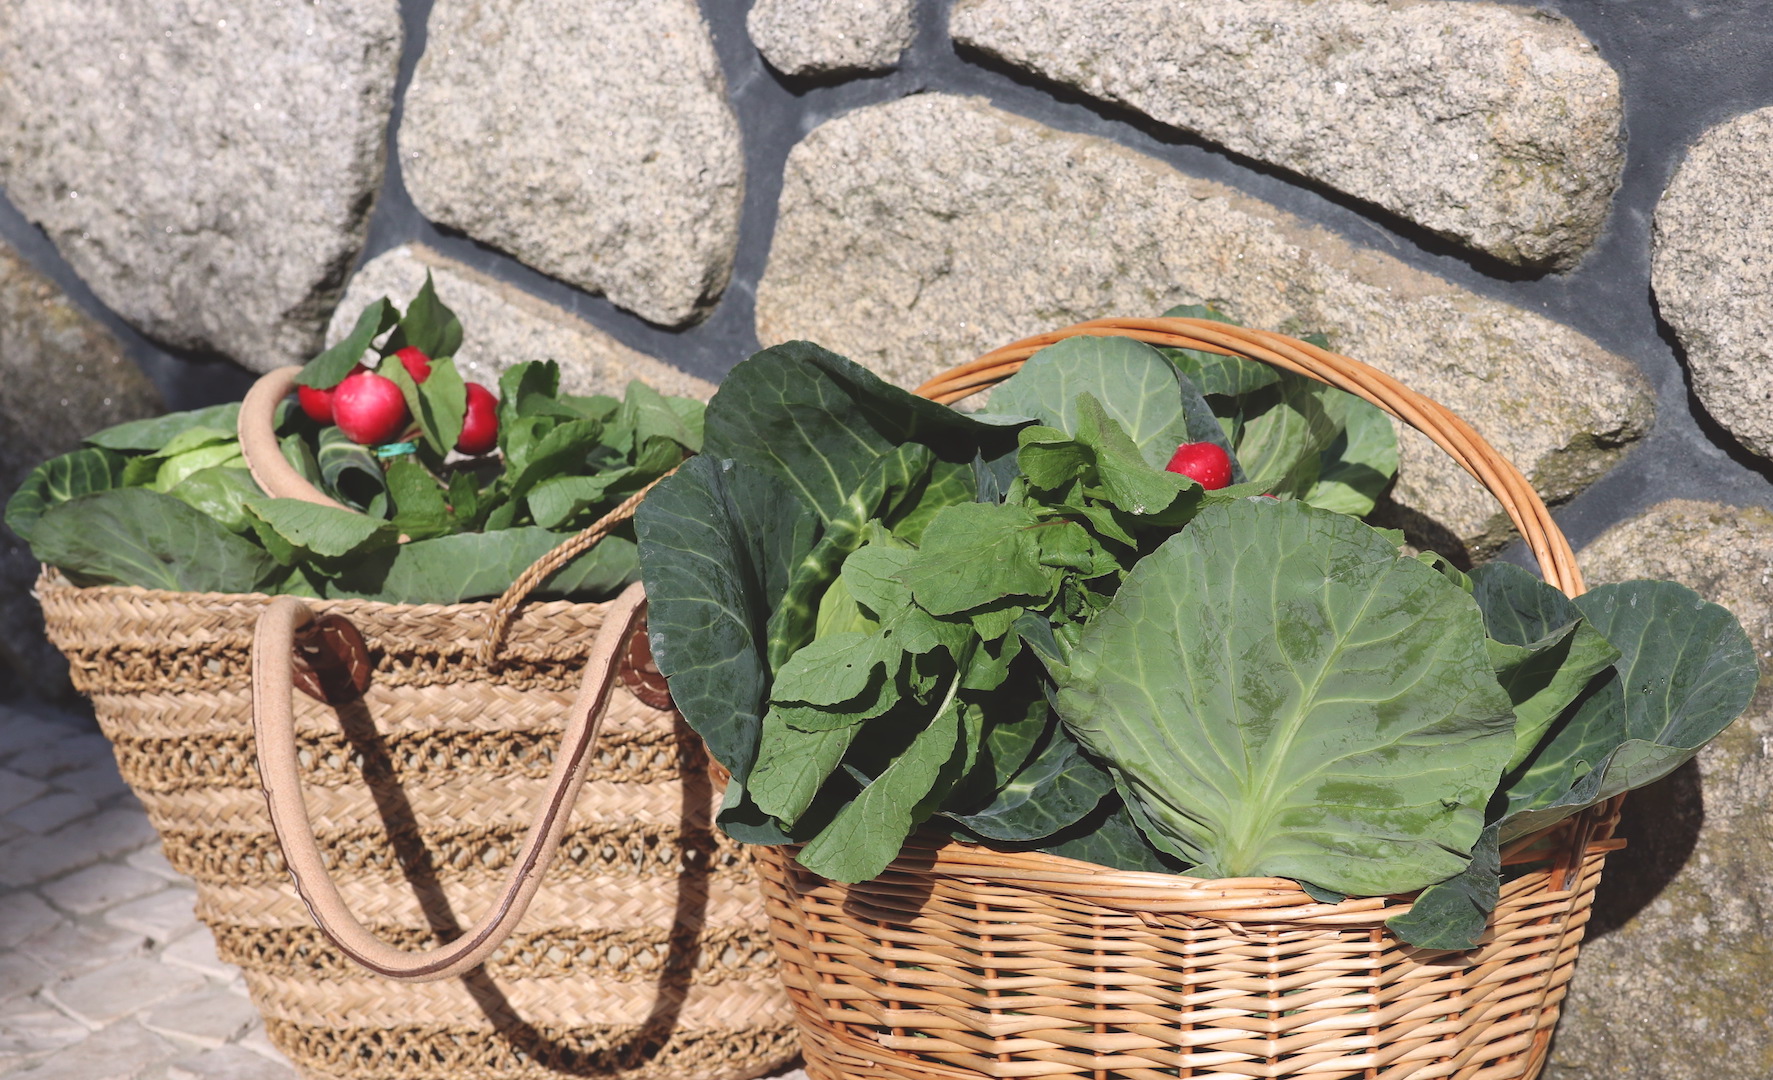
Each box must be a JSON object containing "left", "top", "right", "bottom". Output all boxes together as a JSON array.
[
  {"left": 7, "top": 280, "right": 704, "bottom": 606},
  {"left": 636, "top": 308, "right": 1757, "bottom": 952}
]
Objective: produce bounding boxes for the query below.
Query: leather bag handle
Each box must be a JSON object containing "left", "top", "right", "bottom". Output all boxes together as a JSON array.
[
  {"left": 251, "top": 581, "right": 648, "bottom": 982},
  {"left": 238, "top": 366, "right": 342, "bottom": 507},
  {"left": 235, "top": 365, "right": 673, "bottom": 662}
]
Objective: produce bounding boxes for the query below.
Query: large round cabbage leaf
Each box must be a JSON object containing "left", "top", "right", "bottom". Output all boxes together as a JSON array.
[{"left": 1054, "top": 498, "right": 1515, "bottom": 896}]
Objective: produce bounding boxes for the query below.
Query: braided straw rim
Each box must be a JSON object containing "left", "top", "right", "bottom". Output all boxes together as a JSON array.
[{"left": 915, "top": 316, "right": 1584, "bottom": 596}]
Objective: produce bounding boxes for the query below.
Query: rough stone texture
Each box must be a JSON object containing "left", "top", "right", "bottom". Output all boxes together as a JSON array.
[
  {"left": 748, "top": 0, "right": 917, "bottom": 77},
  {"left": 158, "top": 927, "right": 233, "bottom": 983},
  {"left": 40, "top": 864, "right": 163, "bottom": 918},
  {"left": 163, "top": 1043, "right": 301, "bottom": 1080},
  {"left": 105, "top": 889, "right": 199, "bottom": 944},
  {"left": 1545, "top": 500, "right": 1773, "bottom": 1080},
  {"left": 1652, "top": 107, "right": 1773, "bottom": 462},
  {"left": 17, "top": 922, "right": 148, "bottom": 980},
  {"left": 401, "top": 0, "right": 744, "bottom": 327},
  {"left": 54, "top": 763, "right": 132, "bottom": 803},
  {"left": 125, "top": 846, "right": 182, "bottom": 885},
  {"left": 0, "top": 999, "right": 86, "bottom": 1059},
  {"left": 0, "top": 242, "right": 163, "bottom": 698},
  {"left": 0, "top": 810, "right": 159, "bottom": 888},
  {"left": 756, "top": 94, "right": 1652, "bottom": 555},
  {"left": 951, "top": 0, "right": 1623, "bottom": 270},
  {"left": 141, "top": 987, "right": 258, "bottom": 1050},
  {"left": 18, "top": 1019, "right": 177, "bottom": 1080},
  {"left": 8, "top": 792, "right": 99, "bottom": 835},
  {"left": 0, "top": 893, "right": 59, "bottom": 950},
  {"left": 328, "top": 245, "right": 715, "bottom": 401},
  {"left": 47, "top": 957, "right": 207, "bottom": 1029},
  {"left": 0, "top": 701, "right": 300, "bottom": 1078},
  {"left": 0, "top": 717, "right": 65, "bottom": 759},
  {"left": 0, "top": 247, "right": 162, "bottom": 488},
  {"left": 0, "top": 952, "right": 52, "bottom": 1006},
  {"left": 0, "top": 1, "right": 403, "bottom": 370},
  {"left": 9, "top": 733, "right": 112, "bottom": 779},
  {"left": 0, "top": 771, "right": 48, "bottom": 818}
]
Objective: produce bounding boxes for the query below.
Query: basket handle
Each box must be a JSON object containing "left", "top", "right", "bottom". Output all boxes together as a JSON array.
[
  {"left": 916, "top": 317, "right": 1584, "bottom": 596},
  {"left": 235, "top": 365, "right": 671, "bottom": 661},
  {"left": 251, "top": 580, "right": 648, "bottom": 982},
  {"left": 238, "top": 366, "right": 347, "bottom": 509}
]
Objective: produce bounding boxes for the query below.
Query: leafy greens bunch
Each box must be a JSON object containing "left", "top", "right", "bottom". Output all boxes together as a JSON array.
[
  {"left": 7, "top": 281, "right": 703, "bottom": 605},
  {"left": 638, "top": 309, "right": 1759, "bottom": 951}
]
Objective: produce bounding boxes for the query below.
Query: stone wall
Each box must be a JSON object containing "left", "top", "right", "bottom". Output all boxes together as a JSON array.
[{"left": 1, "top": 0, "right": 1770, "bottom": 1074}]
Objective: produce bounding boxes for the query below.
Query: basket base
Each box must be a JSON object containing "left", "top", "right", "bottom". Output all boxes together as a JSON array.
[
  {"left": 35, "top": 573, "right": 801, "bottom": 1080},
  {"left": 265, "top": 1016, "right": 801, "bottom": 1080},
  {"left": 759, "top": 812, "right": 1620, "bottom": 1080}
]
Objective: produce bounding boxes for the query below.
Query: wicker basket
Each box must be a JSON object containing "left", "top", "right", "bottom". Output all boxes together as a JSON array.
[
  {"left": 34, "top": 372, "right": 800, "bottom": 1080},
  {"left": 754, "top": 317, "right": 1624, "bottom": 1080}
]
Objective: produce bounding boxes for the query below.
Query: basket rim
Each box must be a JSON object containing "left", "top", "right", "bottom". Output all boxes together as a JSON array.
[
  {"left": 777, "top": 795, "right": 1622, "bottom": 929},
  {"left": 885, "top": 316, "right": 1611, "bottom": 927},
  {"left": 33, "top": 565, "right": 606, "bottom": 619},
  {"left": 916, "top": 315, "right": 1585, "bottom": 596}
]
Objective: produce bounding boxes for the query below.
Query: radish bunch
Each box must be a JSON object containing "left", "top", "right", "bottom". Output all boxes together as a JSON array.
[{"left": 298, "top": 346, "right": 499, "bottom": 455}]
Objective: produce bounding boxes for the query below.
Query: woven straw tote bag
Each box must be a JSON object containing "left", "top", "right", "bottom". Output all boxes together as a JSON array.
[
  {"left": 35, "top": 367, "right": 799, "bottom": 1080},
  {"left": 754, "top": 317, "right": 1624, "bottom": 1080}
]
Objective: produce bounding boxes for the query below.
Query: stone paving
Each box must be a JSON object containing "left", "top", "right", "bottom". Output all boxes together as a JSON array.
[{"left": 0, "top": 696, "right": 300, "bottom": 1079}]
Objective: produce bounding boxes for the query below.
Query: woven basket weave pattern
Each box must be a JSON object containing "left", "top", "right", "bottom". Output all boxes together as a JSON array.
[
  {"left": 753, "top": 316, "right": 1622, "bottom": 1080},
  {"left": 760, "top": 817, "right": 1617, "bottom": 1080},
  {"left": 38, "top": 574, "right": 799, "bottom": 1080}
]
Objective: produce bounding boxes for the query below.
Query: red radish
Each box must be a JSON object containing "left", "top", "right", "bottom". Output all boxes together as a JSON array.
[
  {"left": 332, "top": 371, "right": 411, "bottom": 445},
  {"left": 394, "top": 346, "right": 432, "bottom": 384},
  {"left": 1165, "top": 441, "right": 1233, "bottom": 490},
  {"left": 455, "top": 383, "right": 500, "bottom": 455},
  {"left": 295, "top": 363, "right": 367, "bottom": 423}
]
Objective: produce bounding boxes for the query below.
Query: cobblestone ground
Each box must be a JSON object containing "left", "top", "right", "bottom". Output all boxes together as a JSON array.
[
  {"left": 0, "top": 697, "right": 301, "bottom": 1079},
  {"left": 0, "top": 696, "right": 811, "bottom": 1080}
]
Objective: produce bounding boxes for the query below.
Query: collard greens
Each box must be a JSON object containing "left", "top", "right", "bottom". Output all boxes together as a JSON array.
[
  {"left": 638, "top": 342, "right": 1024, "bottom": 865},
  {"left": 634, "top": 313, "right": 1755, "bottom": 952},
  {"left": 8, "top": 281, "right": 696, "bottom": 606},
  {"left": 638, "top": 327, "right": 1409, "bottom": 886}
]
